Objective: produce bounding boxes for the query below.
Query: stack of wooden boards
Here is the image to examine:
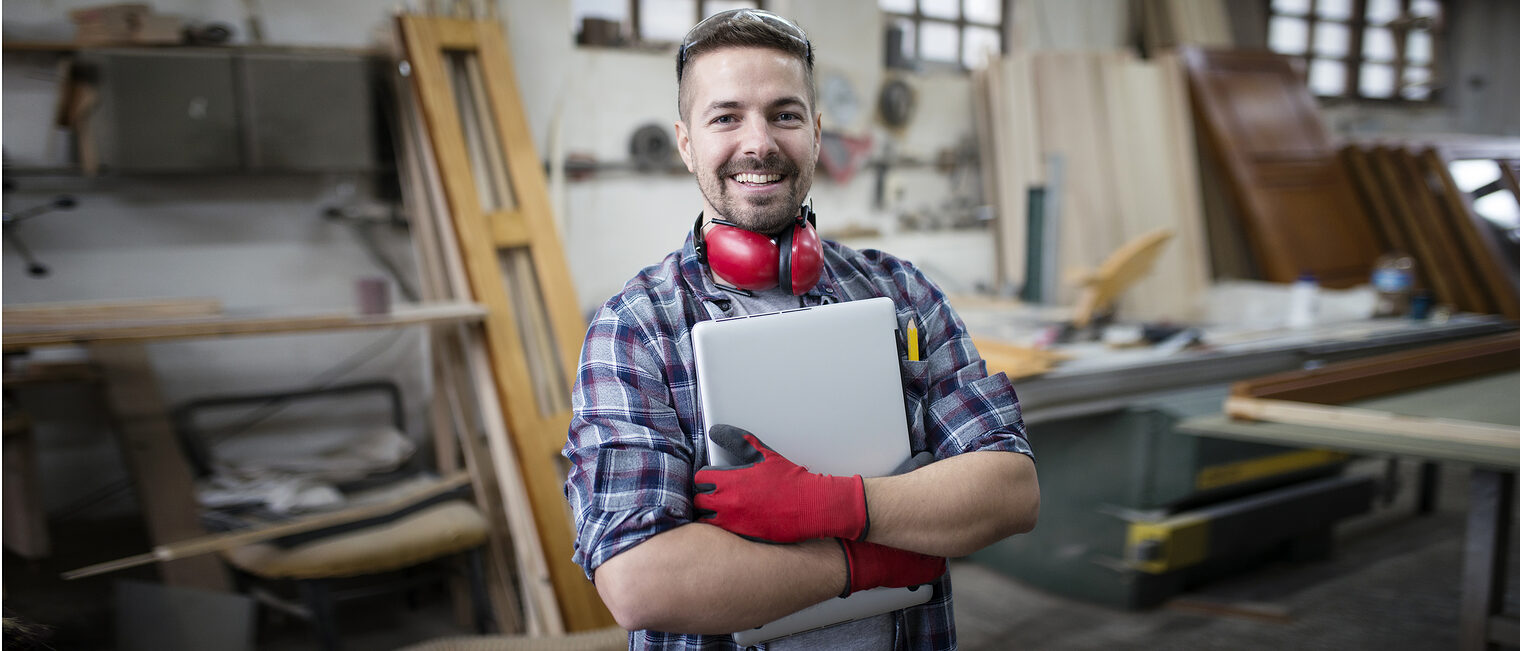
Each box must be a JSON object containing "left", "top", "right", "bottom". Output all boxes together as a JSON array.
[
  {"left": 973, "top": 49, "right": 1211, "bottom": 324},
  {"left": 1340, "top": 140, "right": 1520, "bottom": 320},
  {"left": 391, "top": 11, "right": 615, "bottom": 635},
  {"left": 1184, "top": 48, "right": 1520, "bottom": 321}
]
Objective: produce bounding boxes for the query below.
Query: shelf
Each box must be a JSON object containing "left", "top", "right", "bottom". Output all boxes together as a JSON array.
[{"left": 2, "top": 301, "right": 487, "bottom": 350}]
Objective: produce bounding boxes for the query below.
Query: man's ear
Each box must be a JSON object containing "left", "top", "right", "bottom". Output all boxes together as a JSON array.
[
  {"left": 812, "top": 112, "right": 823, "bottom": 161},
  {"left": 675, "top": 119, "right": 695, "bottom": 173}
]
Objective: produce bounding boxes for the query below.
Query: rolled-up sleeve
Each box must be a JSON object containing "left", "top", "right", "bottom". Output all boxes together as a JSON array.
[{"left": 564, "top": 305, "right": 695, "bottom": 579}]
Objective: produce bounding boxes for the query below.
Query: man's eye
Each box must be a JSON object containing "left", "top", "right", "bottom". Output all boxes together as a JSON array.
[
  {"left": 776, "top": 113, "right": 801, "bottom": 122},
  {"left": 712, "top": 115, "right": 736, "bottom": 125}
]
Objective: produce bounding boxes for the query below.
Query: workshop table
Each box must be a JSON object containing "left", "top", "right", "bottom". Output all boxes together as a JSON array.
[{"left": 1180, "top": 369, "right": 1520, "bottom": 651}]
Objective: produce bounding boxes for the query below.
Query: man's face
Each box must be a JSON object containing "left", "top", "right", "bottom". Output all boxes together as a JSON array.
[{"left": 676, "top": 46, "right": 821, "bottom": 234}]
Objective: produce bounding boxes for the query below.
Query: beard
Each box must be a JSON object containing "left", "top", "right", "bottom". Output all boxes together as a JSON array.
[{"left": 696, "top": 152, "right": 813, "bottom": 234}]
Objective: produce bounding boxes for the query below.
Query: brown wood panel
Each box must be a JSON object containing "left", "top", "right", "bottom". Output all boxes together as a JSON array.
[
  {"left": 1182, "top": 47, "right": 1383, "bottom": 288},
  {"left": 1394, "top": 148, "right": 1494, "bottom": 313},
  {"left": 1231, "top": 331, "right": 1520, "bottom": 404}
]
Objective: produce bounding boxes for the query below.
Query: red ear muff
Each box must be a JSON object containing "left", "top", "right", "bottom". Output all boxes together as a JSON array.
[
  {"left": 696, "top": 209, "right": 825, "bottom": 295},
  {"left": 705, "top": 224, "right": 782, "bottom": 291}
]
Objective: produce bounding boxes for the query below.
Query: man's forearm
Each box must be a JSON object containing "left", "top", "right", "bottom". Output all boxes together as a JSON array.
[
  {"left": 594, "top": 522, "right": 846, "bottom": 634},
  {"left": 863, "top": 450, "right": 1038, "bottom": 557}
]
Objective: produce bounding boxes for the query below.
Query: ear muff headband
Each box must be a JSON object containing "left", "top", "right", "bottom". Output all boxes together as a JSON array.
[{"left": 693, "top": 208, "right": 824, "bottom": 295}]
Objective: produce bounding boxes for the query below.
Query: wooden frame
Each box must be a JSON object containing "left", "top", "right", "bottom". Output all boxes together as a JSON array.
[{"left": 397, "top": 14, "right": 612, "bottom": 631}]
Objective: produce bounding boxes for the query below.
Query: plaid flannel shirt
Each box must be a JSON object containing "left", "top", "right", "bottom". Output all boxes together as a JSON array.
[{"left": 564, "top": 233, "right": 1034, "bottom": 650}]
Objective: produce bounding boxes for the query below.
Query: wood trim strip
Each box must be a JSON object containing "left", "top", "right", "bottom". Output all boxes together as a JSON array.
[{"left": 1231, "top": 331, "right": 1520, "bottom": 404}]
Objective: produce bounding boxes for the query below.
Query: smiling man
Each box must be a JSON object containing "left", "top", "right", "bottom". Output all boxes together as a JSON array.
[{"left": 563, "top": 9, "right": 1039, "bottom": 650}]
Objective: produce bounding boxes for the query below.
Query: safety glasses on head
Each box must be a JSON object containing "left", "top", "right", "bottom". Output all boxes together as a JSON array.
[{"left": 676, "top": 8, "right": 813, "bottom": 82}]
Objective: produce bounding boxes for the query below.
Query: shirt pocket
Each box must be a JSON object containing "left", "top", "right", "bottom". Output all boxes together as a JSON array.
[{"left": 898, "top": 357, "right": 931, "bottom": 453}]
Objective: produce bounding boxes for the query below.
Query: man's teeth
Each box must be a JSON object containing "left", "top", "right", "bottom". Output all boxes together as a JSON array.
[{"left": 733, "top": 173, "right": 781, "bottom": 184}]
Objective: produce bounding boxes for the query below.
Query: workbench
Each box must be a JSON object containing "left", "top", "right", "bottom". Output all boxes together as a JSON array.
[
  {"left": 960, "top": 308, "right": 1515, "bottom": 609},
  {"left": 1180, "top": 370, "right": 1520, "bottom": 651}
]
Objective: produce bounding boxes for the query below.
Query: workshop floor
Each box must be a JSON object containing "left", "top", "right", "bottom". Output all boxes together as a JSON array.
[{"left": 5, "top": 461, "right": 1517, "bottom": 650}]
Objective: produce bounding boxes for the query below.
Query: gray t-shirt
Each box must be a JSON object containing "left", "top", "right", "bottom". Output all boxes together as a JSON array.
[{"left": 720, "top": 287, "right": 898, "bottom": 650}]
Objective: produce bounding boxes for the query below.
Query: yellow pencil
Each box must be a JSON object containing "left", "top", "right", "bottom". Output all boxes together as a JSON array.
[{"left": 907, "top": 316, "right": 919, "bottom": 361}]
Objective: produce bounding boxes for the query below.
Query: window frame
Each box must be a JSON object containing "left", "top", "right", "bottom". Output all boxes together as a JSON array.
[
  {"left": 1266, "top": 0, "right": 1447, "bottom": 104},
  {"left": 573, "top": 0, "right": 766, "bottom": 49},
  {"left": 881, "top": 0, "right": 1009, "bottom": 73}
]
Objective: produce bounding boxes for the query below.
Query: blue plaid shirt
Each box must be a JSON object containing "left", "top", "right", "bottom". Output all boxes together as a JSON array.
[{"left": 564, "top": 233, "right": 1034, "bottom": 650}]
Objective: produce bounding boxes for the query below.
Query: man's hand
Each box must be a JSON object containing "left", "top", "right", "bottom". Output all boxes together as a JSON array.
[
  {"left": 694, "top": 424, "right": 869, "bottom": 543},
  {"left": 837, "top": 539, "right": 946, "bottom": 597}
]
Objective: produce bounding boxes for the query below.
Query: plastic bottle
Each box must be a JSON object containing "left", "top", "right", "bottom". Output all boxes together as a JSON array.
[
  {"left": 1371, "top": 252, "right": 1416, "bottom": 317},
  {"left": 1286, "top": 272, "right": 1320, "bottom": 329}
]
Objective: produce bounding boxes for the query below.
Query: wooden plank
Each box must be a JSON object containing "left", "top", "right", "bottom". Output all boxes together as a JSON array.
[
  {"left": 396, "top": 54, "right": 559, "bottom": 634},
  {"left": 1393, "top": 147, "right": 1493, "bottom": 313},
  {"left": 1231, "top": 331, "right": 1520, "bottom": 404},
  {"left": 1225, "top": 396, "right": 1520, "bottom": 449},
  {"left": 2, "top": 302, "right": 486, "bottom": 351},
  {"left": 3, "top": 298, "right": 222, "bottom": 327},
  {"left": 3, "top": 416, "right": 51, "bottom": 559},
  {"left": 1422, "top": 148, "right": 1520, "bottom": 319},
  {"left": 62, "top": 473, "right": 470, "bottom": 580},
  {"left": 398, "top": 13, "right": 609, "bottom": 632},
  {"left": 1340, "top": 145, "right": 1406, "bottom": 255},
  {"left": 86, "top": 343, "right": 230, "bottom": 590},
  {"left": 1370, "top": 146, "right": 1460, "bottom": 305}
]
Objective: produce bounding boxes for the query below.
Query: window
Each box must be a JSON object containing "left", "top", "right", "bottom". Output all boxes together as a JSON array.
[
  {"left": 881, "top": 0, "right": 1005, "bottom": 71},
  {"left": 1267, "top": 0, "right": 1445, "bottom": 101},
  {"left": 573, "top": 0, "right": 762, "bottom": 47}
]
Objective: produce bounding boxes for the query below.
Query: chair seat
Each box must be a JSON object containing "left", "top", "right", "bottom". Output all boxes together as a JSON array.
[{"left": 222, "top": 499, "right": 489, "bottom": 579}]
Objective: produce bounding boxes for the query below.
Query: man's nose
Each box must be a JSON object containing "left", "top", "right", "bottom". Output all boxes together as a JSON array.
[{"left": 738, "top": 117, "right": 778, "bottom": 158}]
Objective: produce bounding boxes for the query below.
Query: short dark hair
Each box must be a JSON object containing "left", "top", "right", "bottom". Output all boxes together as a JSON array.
[{"left": 676, "top": 9, "right": 815, "bottom": 121}]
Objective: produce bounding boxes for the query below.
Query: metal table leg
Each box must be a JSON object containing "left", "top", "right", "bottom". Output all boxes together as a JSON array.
[{"left": 1459, "top": 469, "right": 1513, "bottom": 651}]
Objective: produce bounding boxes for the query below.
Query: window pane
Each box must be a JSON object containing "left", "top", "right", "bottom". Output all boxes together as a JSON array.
[
  {"left": 921, "top": 0, "right": 959, "bottom": 21},
  {"left": 880, "top": 0, "right": 914, "bottom": 14},
  {"left": 1474, "top": 190, "right": 1520, "bottom": 230},
  {"left": 1408, "top": 30, "right": 1433, "bottom": 65},
  {"left": 1360, "top": 62, "right": 1395, "bottom": 97},
  {"left": 1367, "top": 0, "right": 1401, "bottom": 24},
  {"left": 1314, "top": 21, "right": 1350, "bottom": 58},
  {"left": 966, "top": 0, "right": 1002, "bottom": 24},
  {"left": 1411, "top": 0, "right": 1442, "bottom": 19},
  {"left": 1269, "top": 16, "right": 1309, "bottom": 54},
  {"left": 1316, "top": 0, "right": 1353, "bottom": 20},
  {"left": 920, "top": 20, "right": 959, "bottom": 62},
  {"left": 1450, "top": 160, "right": 1499, "bottom": 193},
  {"left": 1363, "top": 27, "right": 1395, "bottom": 61},
  {"left": 1402, "top": 66, "right": 1432, "bottom": 100},
  {"left": 963, "top": 25, "right": 1000, "bottom": 69},
  {"left": 641, "top": 0, "right": 697, "bottom": 42},
  {"left": 574, "top": 0, "right": 629, "bottom": 22},
  {"left": 1309, "top": 58, "right": 1346, "bottom": 96},
  {"left": 1272, "top": 0, "right": 1310, "bottom": 16},
  {"left": 703, "top": 0, "right": 757, "bottom": 19}
]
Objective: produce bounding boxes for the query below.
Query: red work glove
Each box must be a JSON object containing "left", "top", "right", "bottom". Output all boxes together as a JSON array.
[
  {"left": 837, "top": 539, "right": 946, "bottom": 597},
  {"left": 693, "top": 424, "right": 869, "bottom": 543}
]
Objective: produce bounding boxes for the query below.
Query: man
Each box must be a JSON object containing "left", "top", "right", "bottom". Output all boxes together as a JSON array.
[{"left": 563, "top": 9, "right": 1038, "bottom": 649}]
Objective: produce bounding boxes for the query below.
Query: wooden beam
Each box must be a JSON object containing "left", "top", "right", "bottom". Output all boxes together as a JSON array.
[
  {"left": 3, "top": 298, "right": 222, "bottom": 327},
  {"left": 62, "top": 473, "right": 470, "bottom": 580},
  {"left": 3, "top": 302, "right": 486, "bottom": 351},
  {"left": 1225, "top": 396, "right": 1520, "bottom": 448},
  {"left": 1231, "top": 331, "right": 1520, "bottom": 404}
]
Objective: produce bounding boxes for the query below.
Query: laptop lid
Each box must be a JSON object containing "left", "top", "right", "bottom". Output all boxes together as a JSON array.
[{"left": 691, "top": 296, "right": 932, "bottom": 645}]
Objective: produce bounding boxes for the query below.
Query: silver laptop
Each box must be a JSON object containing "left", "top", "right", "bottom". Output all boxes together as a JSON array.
[{"left": 691, "top": 296, "right": 933, "bottom": 645}]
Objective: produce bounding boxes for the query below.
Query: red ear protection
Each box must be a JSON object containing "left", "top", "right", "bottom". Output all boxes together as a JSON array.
[{"left": 694, "top": 207, "right": 823, "bottom": 295}]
